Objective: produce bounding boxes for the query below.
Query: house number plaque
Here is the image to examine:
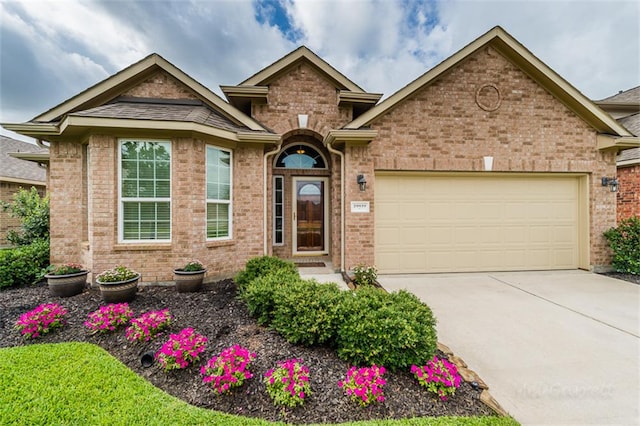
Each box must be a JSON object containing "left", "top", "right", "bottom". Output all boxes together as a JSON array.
[{"left": 350, "top": 201, "right": 370, "bottom": 213}]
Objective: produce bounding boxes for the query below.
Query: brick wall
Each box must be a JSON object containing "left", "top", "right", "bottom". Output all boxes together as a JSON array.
[
  {"left": 359, "top": 46, "right": 617, "bottom": 269},
  {"left": 617, "top": 164, "right": 640, "bottom": 222}
]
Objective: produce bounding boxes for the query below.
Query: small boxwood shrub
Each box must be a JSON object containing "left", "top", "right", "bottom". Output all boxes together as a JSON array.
[
  {"left": 239, "top": 269, "right": 303, "bottom": 325},
  {"left": 336, "top": 287, "right": 437, "bottom": 371},
  {"left": 234, "top": 256, "right": 298, "bottom": 291},
  {"left": 604, "top": 216, "right": 640, "bottom": 275},
  {"left": 0, "top": 239, "right": 50, "bottom": 289},
  {"left": 271, "top": 280, "right": 345, "bottom": 346}
]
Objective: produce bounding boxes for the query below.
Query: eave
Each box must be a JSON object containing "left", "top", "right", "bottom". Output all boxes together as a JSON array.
[
  {"left": 597, "top": 135, "right": 640, "bottom": 151},
  {"left": 338, "top": 91, "right": 382, "bottom": 107},
  {"left": 323, "top": 129, "right": 378, "bottom": 147}
]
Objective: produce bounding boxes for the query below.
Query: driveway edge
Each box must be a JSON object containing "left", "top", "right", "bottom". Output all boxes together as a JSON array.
[{"left": 437, "top": 342, "right": 510, "bottom": 417}]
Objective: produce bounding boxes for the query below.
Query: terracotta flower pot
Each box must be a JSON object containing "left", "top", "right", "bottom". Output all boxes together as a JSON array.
[
  {"left": 45, "top": 270, "right": 88, "bottom": 297},
  {"left": 173, "top": 269, "right": 207, "bottom": 293},
  {"left": 98, "top": 275, "right": 140, "bottom": 303}
]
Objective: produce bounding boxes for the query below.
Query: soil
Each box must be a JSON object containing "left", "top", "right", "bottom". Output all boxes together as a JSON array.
[
  {"left": 0, "top": 279, "right": 494, "bottom": 424},
  {"left": 599, "top": 272, "right": 640, "bottom": 285}
]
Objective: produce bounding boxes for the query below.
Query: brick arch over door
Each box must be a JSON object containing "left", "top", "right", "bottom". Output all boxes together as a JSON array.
[{"left": 270, "top": 132, "right": 335, "bottom": 259}]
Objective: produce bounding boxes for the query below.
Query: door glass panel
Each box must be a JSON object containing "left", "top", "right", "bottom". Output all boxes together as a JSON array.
[{"left": 296, "top": 180, "right": 324, "bottom": 251}]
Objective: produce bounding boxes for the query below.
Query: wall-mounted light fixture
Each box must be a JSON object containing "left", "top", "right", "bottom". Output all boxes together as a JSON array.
[
  {"left": 601, "top": 177, "right": 619, "bottom": 192},
  {"left": 357, "top": 174, "right": 367, "bottom": 191}
]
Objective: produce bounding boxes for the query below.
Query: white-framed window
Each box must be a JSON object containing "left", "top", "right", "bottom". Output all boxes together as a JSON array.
[
  {"left": 119, "top": 139, "right": 171, "bottom": 242},
  {"left": 206, "top": 145, "right": 232, "bottom": 240},
  {"left": 273, "top": 175, "right": 284, "bottom": 245}
]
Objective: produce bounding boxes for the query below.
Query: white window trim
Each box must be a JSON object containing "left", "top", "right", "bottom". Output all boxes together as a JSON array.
[
  {"left": 273, "top": 175, "right": 284, "bottom": 245},
  {"left": 118, "top": 138, "right": 172, "bottom": 244},
  {"left": 206, "top": 145, "right": 233, "bottom": 241}
]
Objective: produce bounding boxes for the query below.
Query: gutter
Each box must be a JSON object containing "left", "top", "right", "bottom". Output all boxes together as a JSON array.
[
  {"left": 324, "top": 139, "right": 345, "bottom": 273},
  {"left": 263, "top": 140, "right": 283, "bottom": 254}
]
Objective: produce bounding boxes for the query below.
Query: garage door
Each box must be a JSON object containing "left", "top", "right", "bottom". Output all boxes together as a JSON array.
[{"left": 375, "top": 173, "right": 584, "bottom": 273}]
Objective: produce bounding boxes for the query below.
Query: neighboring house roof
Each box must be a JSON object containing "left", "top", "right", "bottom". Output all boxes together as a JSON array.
[
  {"left": 598, "top": 86, "right": 640, "bottom": 104},
  {"left": 345, "top": 26, "right": 637, "bottom": 151},
  {"left": 0, "top": 136, "right": 47, "bottom": 184}
]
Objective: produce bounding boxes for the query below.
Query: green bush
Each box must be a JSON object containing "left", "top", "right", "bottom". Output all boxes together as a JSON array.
[
  {"left": 336, "top": 287, "right": 437, "bottom": 371},
  {"left": 272, "top": 280, "right": 346, "bottom": 346},
  {"left": 234, "top": 256, "right": 298, "bottom": 291},
  {"left": 604, "top": 216, "right": 640, "bottom": 274},
  {"left": 1, "top": 187, "right": 49, "bottom": 246},
  {"left": 0, "top": 239, "right": 50, "bottom": 289},
  {"left": 239, "top": 269, "right": 303, "bottom": 325}
]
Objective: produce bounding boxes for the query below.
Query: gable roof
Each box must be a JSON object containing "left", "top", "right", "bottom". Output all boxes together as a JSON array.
[
  {"left": 0, "top": 136, "right": 47, "bottom": 183},
  {"left": 2, "top": 53, "right": 274, "bottom": 141},
  {"left": 238, "top": 46, "right": 364, "bottom": 91},
  {"left": 345, "top": 26, "right": 635, "bottom": 141}
]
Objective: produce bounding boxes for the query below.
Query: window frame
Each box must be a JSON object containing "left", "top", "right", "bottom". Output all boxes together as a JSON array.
[
  {"left": 117, "top": 138, "right": 172, "bottom": 244},
  {"left": 206, "top": 144, "right": 233, "bottom": 241},
  {"left": 273, "top": 175, "right": 284, "bottom": 245}
]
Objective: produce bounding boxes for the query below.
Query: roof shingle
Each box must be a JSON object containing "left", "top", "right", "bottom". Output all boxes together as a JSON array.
[{"left": 0, "top": 136, "right": 47, "bottom": 183}]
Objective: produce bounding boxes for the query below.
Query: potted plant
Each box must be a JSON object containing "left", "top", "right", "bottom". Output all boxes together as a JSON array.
[
  {"left": 96, "top": 265, "right": 140, "bottom": 303},
  {"left": 173, "top": 260, "right": 207, "bottom": 293},
  {"left": 44, "top": 263, "right": 89, "bottom": 297}
]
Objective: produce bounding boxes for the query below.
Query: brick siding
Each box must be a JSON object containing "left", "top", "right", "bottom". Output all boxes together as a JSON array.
[{"left": 617, "top": 164, "right": 640, "bottom": 222}]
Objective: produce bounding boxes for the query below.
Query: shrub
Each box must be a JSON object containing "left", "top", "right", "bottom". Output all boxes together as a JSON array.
[
  {"left": 15, "top": 303, "right": 68, "bottom": 339},
  {"left": 239, "top": 269, "right": 303, "bottom": 325},
  {"left": 201, "top": 345, "right": 257, "bottom": 394},
  {"left": 336, "top": 287, "right": 437, "bottom": 371},
  {"left": 234, "top": 256, "right": 298, "bottom": 291},
  {"left": 412, "top": 356, "right": 462, "bottom": 401},
  {"left": 1, "top": 187, "right": 49, "bottom": 246},
  {"left": 155, "top": 328, "right": 208, "bottom": 371},
  {"left": 85, "top": 303, "right": 134, "bottom": 333},
  {"left": 125, "top": 309, "right": 173, "bottom": 342},
  {"left": 271, "top": 280, "right": 345, "bottom": 346},
  {"left": 352, "top": 264, "right": 378, "bottom": 286},
  {"left": 604, "top": 216, "right": 640, "bottom": 274},
  {"left": 264, "top": 359, "right": 312, "bottom": 407},
  {"left": 338, "top": 365, "right": 386, "bottom": 407},
  {"left": 0, "top": 239, "right": 50, "bottom": 289}
]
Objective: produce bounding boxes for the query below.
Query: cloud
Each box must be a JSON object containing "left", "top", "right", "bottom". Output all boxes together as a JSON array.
[{"left": 1, "top": 0, "right": 638, "bottom": 144}]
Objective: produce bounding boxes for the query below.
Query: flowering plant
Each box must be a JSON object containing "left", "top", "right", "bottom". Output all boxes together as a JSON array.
[
  {"left": 47, "top": 263, "right": 85, "bottom": 275},
  {"left": 155, "top": 328, "right": 208, "bottom": 371},
  {"left": 177, "top": 260, "right": 205, "bottom": 272},
  {"left": 201, "top": 345, "right": 257, "bottom": 394},
  {"left": 264, "top": 359, "right": 312, "bottom": 407},
  {"left": 352, "top": 264, "right": 377, "bottom": 286},
  {"left": 125, "top": 309, "right": 172, "bottom": 342},
  {"left": 96, "top": 265, "right": 139, "bottom": 283},
  {"left": 15, "top": 303, "right": 68, "bottom": 339},
  {"left": 85, "top": 303, "right": 133, "bottom": 333},
  {"left": 338, "top": 365, "right": 386, "bottom": 406},
  {"left": 411, "top": 356, "right": 462, "bottom": 401}
]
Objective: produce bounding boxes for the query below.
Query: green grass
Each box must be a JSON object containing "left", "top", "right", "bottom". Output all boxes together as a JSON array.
[{"left": 0, "top": 342, "right": 519, "bottom": 426}]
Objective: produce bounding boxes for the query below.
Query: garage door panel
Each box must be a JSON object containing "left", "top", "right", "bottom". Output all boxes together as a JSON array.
[{"left": 375, "top": 174, "right": 581, "bottom": 273}]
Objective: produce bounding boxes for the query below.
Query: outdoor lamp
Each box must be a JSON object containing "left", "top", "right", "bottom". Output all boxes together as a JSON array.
[
  {"left": 601, "top": 177, "right": 619, "bottom": 192},
  {"left": 357, "top": 174, "right": 367, "bottom": 191}
]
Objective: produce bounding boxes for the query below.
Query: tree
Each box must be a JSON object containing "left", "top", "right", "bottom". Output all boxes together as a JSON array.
[{"left": 1, "top": 187, "right": 50, "bottom": 246}]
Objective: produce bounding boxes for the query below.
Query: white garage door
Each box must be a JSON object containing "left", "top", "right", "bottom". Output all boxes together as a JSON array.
[{"left": 375, "top": 173, "right": 585, "bottom": 273}]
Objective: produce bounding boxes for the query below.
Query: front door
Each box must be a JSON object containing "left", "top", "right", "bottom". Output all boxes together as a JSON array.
[{"left": 293, "top": 177, "right": 328, "bottom": 254}]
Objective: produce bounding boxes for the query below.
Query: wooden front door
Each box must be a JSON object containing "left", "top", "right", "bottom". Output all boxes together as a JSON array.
[{"left": 293, "top": 178, "right": 328, "bottom": 254}]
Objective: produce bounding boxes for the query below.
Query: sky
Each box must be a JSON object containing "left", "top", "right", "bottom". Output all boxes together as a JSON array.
[{"left": 1, "top": 0, "right": 638, "bottom": 142}]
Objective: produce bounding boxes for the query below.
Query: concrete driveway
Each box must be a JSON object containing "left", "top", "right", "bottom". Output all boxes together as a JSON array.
[{"left": 379, "top": 270, "right": 640, "bottom": 425}]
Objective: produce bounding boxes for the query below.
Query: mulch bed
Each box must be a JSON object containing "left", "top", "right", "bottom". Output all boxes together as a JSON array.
[
  {"left": 599, "top": 272, "right": 640, "bottom": 285},
  {"left": 0, "top": 279, "right": 494, "bottom": 424}
]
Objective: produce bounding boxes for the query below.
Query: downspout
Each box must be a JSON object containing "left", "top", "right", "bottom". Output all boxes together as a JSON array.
[
  {"left": 325, "top": 140, "right": 345, "bottom": 273},
  {"left": 263, "top": 140, "right": 283, "bottom": 254}
]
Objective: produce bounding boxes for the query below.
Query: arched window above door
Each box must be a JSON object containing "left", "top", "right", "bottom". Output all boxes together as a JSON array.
[{"left": 275, "top": 144, "right": 326, "bottom": 169}]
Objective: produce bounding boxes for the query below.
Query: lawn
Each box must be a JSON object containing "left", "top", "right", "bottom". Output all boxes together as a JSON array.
[{"left": 0, "top": 342, "right": 519, "bottom": 425}]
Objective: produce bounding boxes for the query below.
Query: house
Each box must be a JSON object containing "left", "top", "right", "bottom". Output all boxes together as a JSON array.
[
  {"left": 2, "top": 26, "right": 638, "bottom": 282},
  {"left": 595, "top": 86, "right": 640, "bottom": 222},
  {"left": 0, "top": 136, "right": 47, "bottom": 247}
]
